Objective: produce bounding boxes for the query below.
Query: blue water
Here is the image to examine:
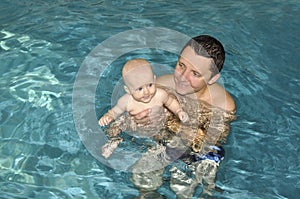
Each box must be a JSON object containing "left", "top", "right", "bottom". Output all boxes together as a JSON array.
[{"left": 1, "top": 0, "right": 299, "bottom": 198}]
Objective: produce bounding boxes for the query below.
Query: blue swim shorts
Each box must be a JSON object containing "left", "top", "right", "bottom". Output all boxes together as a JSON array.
[{"left": 193, "top": 146, "right": 225, "bottom": 163}]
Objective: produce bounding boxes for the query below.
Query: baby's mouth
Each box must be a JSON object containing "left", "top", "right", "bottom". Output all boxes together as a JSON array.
[{"left": 143, "top": 95, "right": 152, "bottom": 101}]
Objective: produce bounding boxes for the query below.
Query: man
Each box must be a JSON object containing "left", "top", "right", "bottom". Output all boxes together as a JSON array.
[{"left": 132, "top": 35, "right": 236, "bottom": 198}]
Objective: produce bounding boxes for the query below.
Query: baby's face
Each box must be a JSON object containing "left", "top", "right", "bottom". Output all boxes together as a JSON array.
[
  {"left": 130, "top": 82, "right": 156, "bottom": 103},
  {"left": 123, "top": 60, "right": 156, "bottom": 103}
]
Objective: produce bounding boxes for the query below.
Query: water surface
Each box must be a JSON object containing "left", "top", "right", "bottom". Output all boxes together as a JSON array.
[{"left": 0, "top": 1, "right": 299, "bottom": 198}]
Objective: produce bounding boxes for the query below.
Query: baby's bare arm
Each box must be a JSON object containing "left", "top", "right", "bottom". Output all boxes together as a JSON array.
[
  {"left": 159, "top": 88, "right": 189, "bottom": 122},
  {"left": 99, "top": 95, "right": 129, "bottom": 126}
]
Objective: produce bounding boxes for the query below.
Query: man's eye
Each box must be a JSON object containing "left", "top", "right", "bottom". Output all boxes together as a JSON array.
[{"left": 193, "top": 71, "right": 201, "bottom": 77}]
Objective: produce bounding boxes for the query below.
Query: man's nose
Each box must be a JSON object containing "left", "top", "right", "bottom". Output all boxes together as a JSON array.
[{"left": 180, "top": 69, "right": 189, "bottom": 82}]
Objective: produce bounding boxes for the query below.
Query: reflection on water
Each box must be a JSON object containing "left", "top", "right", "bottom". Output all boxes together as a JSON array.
[{"left": 9, "top": 65, "right": 61, "bottom": 111}]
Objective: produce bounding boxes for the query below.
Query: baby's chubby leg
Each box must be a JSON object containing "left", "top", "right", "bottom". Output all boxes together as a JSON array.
[{"left": 101, "top": 137, "right": 123, "bottom": 159}]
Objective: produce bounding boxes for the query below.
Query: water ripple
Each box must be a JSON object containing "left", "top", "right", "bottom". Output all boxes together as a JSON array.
[
  {"left": 8, "top": 65, "right": 61, "bottom": 111},
  {"left": 0, "top": 1, "right": 299, "bottom": 198}
]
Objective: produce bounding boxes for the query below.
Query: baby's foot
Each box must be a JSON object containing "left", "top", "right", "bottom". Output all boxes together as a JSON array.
[{"left": 101, "top": 137, "right": 123, "bottom": 159}]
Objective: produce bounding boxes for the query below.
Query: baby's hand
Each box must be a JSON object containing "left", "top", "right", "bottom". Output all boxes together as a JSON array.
[
  {"left": 99, "top": 114, "right": 114, "bottom": 126},
  {"left": 178, "top": 110, "right": 189, "bottom": 123}
]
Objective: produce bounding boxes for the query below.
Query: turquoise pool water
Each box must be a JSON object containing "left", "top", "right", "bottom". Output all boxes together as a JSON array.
[{"left": 1, "top": 0, "right": 299, "bottom": 198}]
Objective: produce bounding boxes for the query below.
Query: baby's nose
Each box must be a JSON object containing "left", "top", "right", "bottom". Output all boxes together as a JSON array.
[{"left": 143, "top": 87, "right": 150, "bottom": 94}]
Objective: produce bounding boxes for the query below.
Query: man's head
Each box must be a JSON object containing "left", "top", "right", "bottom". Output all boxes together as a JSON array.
[
  {"left": 174, "top": 35, "right": 225, "bottom": 96},
  {"left": 184, "top": 35, "right": 225, "bottom": 76},
  {"left": 122, "top": 58, "right": 156, "bottom": 103}
]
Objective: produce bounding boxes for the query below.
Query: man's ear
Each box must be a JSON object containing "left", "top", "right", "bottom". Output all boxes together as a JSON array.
[
  {"left": 208, "top": 73, "right": 220, "bottom": 85},
  {"left": 124, "top": 86, "right": 131, "bottom": 94}
]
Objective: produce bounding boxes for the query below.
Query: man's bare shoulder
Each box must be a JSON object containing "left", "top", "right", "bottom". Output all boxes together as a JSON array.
[
  {"left": 211, "top": 84, "right": 236, "bottom": 112},
  {"left": 156, "top": 74, "right": 175, "bottom": 88},
  {"left": 224, "top": 91, "right": 236, "bottom": 112}
]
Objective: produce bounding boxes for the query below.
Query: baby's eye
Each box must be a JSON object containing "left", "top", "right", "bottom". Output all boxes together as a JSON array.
[
  {"left": 148, "top": 83, "right": 153, "bottom": 87},
  {"left": 137, "top": 87, "right": 143, "bottom": 92}
]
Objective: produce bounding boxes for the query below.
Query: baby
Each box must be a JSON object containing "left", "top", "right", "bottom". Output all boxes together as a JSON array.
[
  {"left": 99, "top": 58, "right": 188, "bottom": 126},
  {"left": 99, "top": 58, "right": 189, "bottom": 158}
]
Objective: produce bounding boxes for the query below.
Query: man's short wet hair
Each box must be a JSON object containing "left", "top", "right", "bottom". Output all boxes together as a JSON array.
[{"left": 183, "top": 35, "right": 225, "bottom": 76}]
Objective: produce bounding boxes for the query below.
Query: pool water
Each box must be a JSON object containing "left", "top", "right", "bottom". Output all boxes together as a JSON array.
[{"left": 1, "top": 0, "right": 299, "bottom": 198}]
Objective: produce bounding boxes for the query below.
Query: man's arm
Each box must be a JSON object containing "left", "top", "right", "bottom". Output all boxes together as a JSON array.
[{"left": 199, "top": 107, "right": 236, "bottom": 154}]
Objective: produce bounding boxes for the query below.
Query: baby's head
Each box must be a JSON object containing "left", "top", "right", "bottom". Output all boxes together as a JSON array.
[{"left": 122, "top": 58, "right": 156, "bottom": 103}]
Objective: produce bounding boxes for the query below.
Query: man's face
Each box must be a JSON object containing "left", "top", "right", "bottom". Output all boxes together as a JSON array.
[{"left": 174, "top": 46, "right": 215, "bottom": 96}]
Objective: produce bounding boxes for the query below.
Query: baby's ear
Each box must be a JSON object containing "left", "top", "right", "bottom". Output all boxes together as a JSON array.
[{"left": 124, "top": 86, "right": 130, "bottom": 94}]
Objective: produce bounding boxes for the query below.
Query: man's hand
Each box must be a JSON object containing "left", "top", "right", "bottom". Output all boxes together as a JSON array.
[
  {"left": 131, "top": 106, "right": 165, "bottom": 125},
  {"left": 131, "top": 108, "right": 151, "bottom": 125}
]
